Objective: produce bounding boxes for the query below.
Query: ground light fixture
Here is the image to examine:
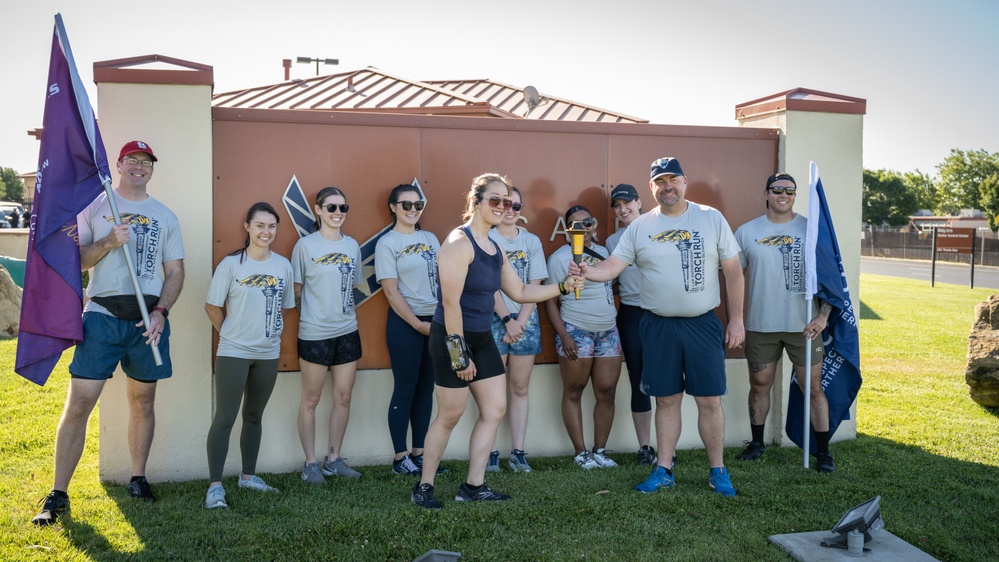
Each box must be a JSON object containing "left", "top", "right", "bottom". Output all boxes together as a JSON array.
[{"left": 820, "top": 495, "right": 884, "bottom": 552}]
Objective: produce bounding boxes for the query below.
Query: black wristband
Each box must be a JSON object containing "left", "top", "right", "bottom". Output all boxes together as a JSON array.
[
  {"left": 502, "top": 314, "right": 514, "bottom": 324},
  {"left": 558, "top": 281, "right": 570, "bottom": 296}
]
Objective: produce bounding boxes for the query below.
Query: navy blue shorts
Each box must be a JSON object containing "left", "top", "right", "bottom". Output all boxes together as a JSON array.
[
  {"left": 69, "top": 312, "right": 172, "bottom": 381},
  {"left": 639, "top": 311, "right": 726, "bottom": 397}
]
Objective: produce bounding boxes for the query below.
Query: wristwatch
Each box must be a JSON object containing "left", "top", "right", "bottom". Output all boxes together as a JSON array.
[
  {"left": 501, "top": 314, "right": 514, "bottom": 325},
  {"left": 153, "top": 306, "right": 169, "bottom": 318}
]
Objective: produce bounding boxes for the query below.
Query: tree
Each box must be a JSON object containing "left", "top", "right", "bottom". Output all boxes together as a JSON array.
[
  {"left": 934, "top": 148, "right": 999, "bottom": 215},
  {"left": 863, "top": 168, "right": 925, "bottom": 226},
  {"left": 977, "top": 172, "right": 999, "bottom": 231},
  {"left": 902, "top": 170, "right": 937, "bottom": 211},
  {"left": 0, "top": 166, "right": 25, "bottom": 202}
]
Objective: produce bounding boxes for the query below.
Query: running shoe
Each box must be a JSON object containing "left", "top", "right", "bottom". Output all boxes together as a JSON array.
[
  {"left": 126, "top": 476, "right": 156, "bottom": 501},
  {"left": 736, "top": 440, "right": 767, "bottom": 461},
  {"left": 454, "top": 482, "right": 511, "bottom": 502},
  {"left": 574, "top": 450, "right": 600, "bottom": 470},
  {"left": 205, "top": 484, "right": 228, "bottom": 509},
  {"left": 709, "top": 467, "right": 737, "bottom": 496},
  {"left": 322, "top": 456, "right": 362, "bottom": 478},
  {"left": 238, "top": 474, "right": 278, "bottom": 492},
  {"left": 301, "top": 461, "right": 327, "bottom": 484},
  {"left": 411, "top": 482, "right": 442, "bottom": 509},
  {"left": 592, "top": 448, "right": 618, "bottom": 468},
  {"left": 485, "top": 450, "right": 500, "bottom": 473},
  {"left": 392, "top": 455, "right": 422, "bottom": 475},
  {"left": 508, "top": 449, "right": 533, "bottom": 473},
  {"left": 31, "top": 491, "right": 70, "bottom": 526},
  {"left": 816, "top": 452, "right": 837, "bottom": 473},
  {"left": 411, "top": 453, "right": 448, "bottom": 475},
  {"left": 635, "top": 466, "right": 675, "bottom": 493},
  {"left": 636, "top": 445, "right": 658, "bottom": 466}
]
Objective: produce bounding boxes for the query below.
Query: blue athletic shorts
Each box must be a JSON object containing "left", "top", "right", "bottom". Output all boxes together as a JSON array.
[
  {"left": 298, "top": 330, "right": 362, "bottom": 366},
  {"left": 639, "top": 311, "right": 726, "bottom": 397},
  {"left": 69, "top": 311, "right": 172, "bottom": 381},
  {"left": 490, "top": 309, "right": 542, "bottom": 356},
  {"left": 554, "top": 320, "right": 622, "bottom": 359}
]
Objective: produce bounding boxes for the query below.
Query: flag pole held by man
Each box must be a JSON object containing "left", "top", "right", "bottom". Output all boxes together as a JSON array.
[
  {"left": 786, "top": 162, "right": 862, "bottom": 459},
  {"left": 24, "top": 14, "right": 186, "bottom": 527}
]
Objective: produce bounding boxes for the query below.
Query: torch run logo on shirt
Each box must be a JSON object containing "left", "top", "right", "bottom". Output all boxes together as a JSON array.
[
  {"left": 237, "top": 274, "right": 285, "bottom": 338},
  {"left": 105, "top": 213, "right": 160, "bottom": 281},
  {"left": 756, "top": 235, "right": 805, "bottom": 291},
  {"left": 649, "top": 229, "right": 705, "bottom": 293}
]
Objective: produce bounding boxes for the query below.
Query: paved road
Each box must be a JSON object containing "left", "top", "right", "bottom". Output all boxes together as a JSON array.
[{"left": 860, "top": 256, "right": 999, "bottom": 290}]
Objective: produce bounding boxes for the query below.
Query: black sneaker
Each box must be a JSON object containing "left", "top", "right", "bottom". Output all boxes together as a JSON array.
[
  {"left": 636, "top": 445, "right": 657, "bottom": 466},
  {"left": 411, "top": 453, "right": 447, "bottom": 475},
  {"left": 454, "top": 482, "right": 511, "bottom": 502},
  {"left": 411, "top": 482, "right": 442, "bottom": 509},
  {"left": 736, "top": 440, "right": 766, "bottom": 461},
  {"left": 126, "top": 477, "right": 156, "bottom": 501},
  {"left": 31, "top": 491, "right": 70, "bottom": 526},
  {"left": 816, "top": 452, "right": 837, "bottom": 473}
]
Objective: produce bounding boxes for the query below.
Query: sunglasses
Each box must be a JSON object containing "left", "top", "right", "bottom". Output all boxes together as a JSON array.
[
  {"left": 396, "top": 200, "right": 426, "bottom": 212},
  {"left": 768, "top": 186, "right": 796, "bottom": 195},
  {"left": 121, "top": 156, "right": 154, "bottom": 168},
  {"left": 571, "top": 217, "right": 598, "bottom": 230},
  {"left": 323, "top": 203, "right": 350, "bottom": 213},
  {"left": 486, "top": 196, "right": 513, "bottom": 210}
]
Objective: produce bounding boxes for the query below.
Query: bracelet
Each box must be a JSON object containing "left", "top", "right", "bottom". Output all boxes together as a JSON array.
[{"left": 558, "top": 281, "right": 570, "bottom": 296}]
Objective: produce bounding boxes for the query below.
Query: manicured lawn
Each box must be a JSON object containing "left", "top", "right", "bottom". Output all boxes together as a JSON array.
[{"left": 1, "top": 273, "right": 996, "bottom": 561}]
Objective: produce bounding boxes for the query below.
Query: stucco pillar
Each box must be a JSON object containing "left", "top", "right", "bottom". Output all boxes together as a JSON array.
[
  {"left": 736, "top": 88, "right": 866, "bottom": 448},
  {"left": 94, "top": 56, "right": 214, "bottom": 483}
]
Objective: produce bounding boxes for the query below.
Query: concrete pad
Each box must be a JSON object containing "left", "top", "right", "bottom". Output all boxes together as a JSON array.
[{"left": 768, "top": 530, "right": 939, "bottom": 561}]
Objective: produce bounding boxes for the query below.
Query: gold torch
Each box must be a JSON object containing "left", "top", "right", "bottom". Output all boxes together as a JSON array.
[{"left": 566, "top": 220, "right": 589, "bottom": 299}]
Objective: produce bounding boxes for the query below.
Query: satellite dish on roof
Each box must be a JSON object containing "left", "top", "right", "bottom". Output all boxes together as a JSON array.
[{"left": 523, "top": 85, "right": 550, "bottom": 117}]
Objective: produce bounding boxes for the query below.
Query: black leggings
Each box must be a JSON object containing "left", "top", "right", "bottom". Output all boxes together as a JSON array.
[
  {"left": 386, "top": 309, "right": 435, "bottom": 454},
  {"left": 206, "top": 356, "right": 279, "bottom": 481},
  {"left": 618, "top": 304, "right": 652, "bottom": 413}
]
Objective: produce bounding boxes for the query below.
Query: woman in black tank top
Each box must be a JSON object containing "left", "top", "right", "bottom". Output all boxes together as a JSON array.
[{"left": 410, "top": 173, "right": 584, "bottom": 509}]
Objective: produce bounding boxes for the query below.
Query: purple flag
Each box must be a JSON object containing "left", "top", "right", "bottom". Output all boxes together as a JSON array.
[{"left": 15, "top": 15, "right": 109, "bottom": 385}]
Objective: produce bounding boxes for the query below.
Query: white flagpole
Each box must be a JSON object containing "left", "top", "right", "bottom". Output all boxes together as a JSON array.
[
  {"left": 803, "top": 302, "right": 812, "bottom": 469},
  {"left": 56, "top": 14, "right": 161, "bottom": 366},
  {"left": 803, "top": 161, "right": 821, "bottom": 469}
]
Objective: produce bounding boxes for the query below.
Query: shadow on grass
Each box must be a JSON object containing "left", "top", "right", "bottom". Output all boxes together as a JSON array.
[
  {"left": 85, "top": 437, "right": 999, "bottom": 561},
  {"left": 858, "top": 299, "right": 881, "bottom": 320}
]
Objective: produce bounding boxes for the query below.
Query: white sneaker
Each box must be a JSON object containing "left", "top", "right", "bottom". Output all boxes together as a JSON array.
[
  {"left": 238, "top": 474, "right": 279, "bottom": 493},
  {"left": 205, "top": 484, "right": 227, "bottom": 509},
  {"left": 574, "top": 450, "right": 600, "bottom": 470},
  {"left": 592, "top": 448, "right": 618, "bottom": 468}
]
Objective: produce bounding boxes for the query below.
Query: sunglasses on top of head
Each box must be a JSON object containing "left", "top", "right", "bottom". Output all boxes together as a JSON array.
[
  {"left": 395, "top": 200, "right": 426, "bottom": 212},
  {"left": 768, "top": 186, "right": 796, "bottom": 195},
  {"left": 485, "top": 196, "right": 514, "bottom": 210},
  {"left": 323, "top": 203, "right": 350, "bottom": 213}
]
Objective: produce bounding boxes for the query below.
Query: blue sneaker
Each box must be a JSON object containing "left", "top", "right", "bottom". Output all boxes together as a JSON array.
[
  {"left": 635, "top": 466, "right": 675, "bottom": 493},
  {"left": 486, "top": 450, "right": 500, "bottom": 473},
  {"left": 709, "top": 467, "right": 737, "bottom": 496}
]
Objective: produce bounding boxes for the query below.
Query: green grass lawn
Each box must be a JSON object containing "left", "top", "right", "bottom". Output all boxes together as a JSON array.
[{"left": 2, "top": 273, "right": 997, "bottom": 561}]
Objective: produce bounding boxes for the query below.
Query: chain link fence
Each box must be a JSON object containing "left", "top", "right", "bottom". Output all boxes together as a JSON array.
[{"left": 860, "top": 228, "right": 999, "bottom": 266}]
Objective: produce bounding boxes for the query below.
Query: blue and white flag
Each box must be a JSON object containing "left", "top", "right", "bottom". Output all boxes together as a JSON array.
[
  {"left": 16, "top": 14, "right": 110, "bottom": 385},
  {"left": 786, "top": 162, "right": 862, "bottom": 453}
]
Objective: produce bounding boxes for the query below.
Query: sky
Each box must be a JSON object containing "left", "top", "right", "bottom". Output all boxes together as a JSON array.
[{"left": 2, "top": 0, "right": 997, "bottom": 179}]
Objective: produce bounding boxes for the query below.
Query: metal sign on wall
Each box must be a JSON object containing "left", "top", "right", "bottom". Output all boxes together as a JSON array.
[{"left": 211, "top": 109, "right": 778, "bottom": 370}]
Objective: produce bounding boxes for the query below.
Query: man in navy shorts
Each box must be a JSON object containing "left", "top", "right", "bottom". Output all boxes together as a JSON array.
[
  {"left": 577, "top": 157, "right": 744, "bottom": 496},
  {"left": 32, "top": 141, "right": 185, "bottom": 526}
]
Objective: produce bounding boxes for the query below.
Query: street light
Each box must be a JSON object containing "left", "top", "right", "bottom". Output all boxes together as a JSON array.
[{"left": 296, "top": 57, "right": 339, "bottom": 76}]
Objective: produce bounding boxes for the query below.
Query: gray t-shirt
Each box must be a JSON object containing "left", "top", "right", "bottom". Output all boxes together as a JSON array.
[
  {"left": 735, "top": 214, "right": 812, "bottom": 332},
  {"left": 375, "top": 229, "right": 440, "bottom": 317},
  {"left": 207, "top": 252, "right": 295, "bottom": 360},
  {"left": 291, "top": 232, "right": 364, "bottom": 340},
  {"left": 605, "top": 227, "right": 641, "bottom": 307},
  {"left": 78, "top": 190, "right": 185, "bottom": 316},
  {"left": 612, "top": 203, "right": 740, "bottom": 317},
  {"left": 489, "top": 226, "right": 548, "bottom": 314},
  {"left": 547, "top": 243, "right": 616, "bottom": 332}
]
